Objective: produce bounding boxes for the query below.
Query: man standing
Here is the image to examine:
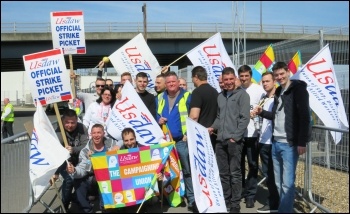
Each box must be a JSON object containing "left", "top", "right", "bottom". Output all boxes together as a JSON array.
[
  {"left": 1, "top": 98, "right": 14, "bottom": 142},
  {"left": 53, "top": 109, "right": 89, "bottom": 211},
  {"left": 189, "top": 66, "right": 218, "bottom": 150},
  {"left": 155, "top": 73, "right": 166, "bottom": 95},
  {"left": 179, "top": 77, "right": 188, "bottom": 90},
  {"left": 238, "top": 65, "right": 265, "bottom": 208},
  {"left": 135, "top": 72, "right": 157, "bottom": 120},
  {"left": 208, "top": 67, "right": 250, "bottom": 213},
  {"left": 156, "top": 72, "right": 196, "bottom": 212},
  {"left": 76, "top": 78, "right": 106, "bottom": 111},
  {"left": 255, "top": 62, "right": 311, "bottom": 213},
  {"left": 255, "top": 72, "right": 279, "bottom": 213}
]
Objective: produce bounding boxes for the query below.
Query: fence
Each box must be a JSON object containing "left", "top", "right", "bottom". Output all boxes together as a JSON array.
[
  {"left": 295, "top": 126, "right": 349, "bottom": 213},
  {"left": 1, "top": 121, "right": 64, "bottom": 213},
  {"left": 1, "top": 22, "right": 348, "bottom": 35}
]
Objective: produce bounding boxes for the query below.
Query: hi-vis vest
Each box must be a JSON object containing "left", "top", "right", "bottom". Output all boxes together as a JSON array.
[
  {"left": 3, "top": 103, "right": 14, "bottom": 122},
  {"left": 157, "top": 91, "right": 190, "bottom": 135}
]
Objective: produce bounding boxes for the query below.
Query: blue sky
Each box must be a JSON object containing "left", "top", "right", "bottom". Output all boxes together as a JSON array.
[{"left": 1, "top": 1, "right": 349, "bottom": 27}]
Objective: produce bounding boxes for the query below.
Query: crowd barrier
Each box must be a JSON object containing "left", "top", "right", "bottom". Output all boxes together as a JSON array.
[{"left": 1, "top": 121, "right": 64, "bottom": 213}]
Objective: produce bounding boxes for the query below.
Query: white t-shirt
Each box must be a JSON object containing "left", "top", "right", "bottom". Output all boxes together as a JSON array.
[
  {"left": 242, "top": 83, "right": 266, "bottom": 138},
  {"left": 259, "top": 97, "right": 274, "bottom": 144},
  {"left": 77, "top": 92, "right": 99, "bottom": 112}
]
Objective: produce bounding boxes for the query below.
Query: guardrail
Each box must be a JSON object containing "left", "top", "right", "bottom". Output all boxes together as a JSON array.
[{"left": 1, "top": 22, "right": 348, "bottom": 35}]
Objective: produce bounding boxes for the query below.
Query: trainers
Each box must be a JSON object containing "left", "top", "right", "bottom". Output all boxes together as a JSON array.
[
  {"left": 188, "top": 202, "right": 199, "bottom": 213},
  {"left": 257, "top": 204, "right": 278, "bottom": 213}
]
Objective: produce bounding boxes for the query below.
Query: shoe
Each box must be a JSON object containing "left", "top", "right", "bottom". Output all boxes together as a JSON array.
[
  {"left": 225, "top": 202, "right": 231, "bottom": 212},
  {"left": 257, "top": 204, "right": 278, "bottom": 213},
  {"left": 246, "top": 198, "right": 255, "bottom": 208},
  {"left": 187, "top": 202, "right": 199, "bottom": 213},
  {"left": 230, "top": 206, "right": 241, "bottom": 213}
]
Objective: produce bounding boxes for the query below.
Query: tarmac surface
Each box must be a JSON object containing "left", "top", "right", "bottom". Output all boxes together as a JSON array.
[{"left": 29, "top": 178, "right": 268, "bottom": 213}]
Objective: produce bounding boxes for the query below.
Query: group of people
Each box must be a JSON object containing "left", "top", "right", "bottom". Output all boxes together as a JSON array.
[{"left": 55, "top": 60, "right": 310, "bottom": 213}]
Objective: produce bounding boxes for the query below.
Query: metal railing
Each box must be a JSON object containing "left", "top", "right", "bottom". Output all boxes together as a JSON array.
[{"left": 1, "top": 22, "right": 348, "bottom": 35}]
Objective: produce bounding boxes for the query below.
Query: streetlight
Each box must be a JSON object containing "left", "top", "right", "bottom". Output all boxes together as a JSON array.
[{"left": 142, "top": 3, "right": 147, "bottom": 42}]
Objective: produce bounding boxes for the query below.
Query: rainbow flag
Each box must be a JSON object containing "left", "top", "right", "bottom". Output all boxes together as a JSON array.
[
  {"left": 288, "top": 51, "right": 302, "bottom": 75},
  {"left": 252, "top": 44, "right": 275, "bottom": 84}
]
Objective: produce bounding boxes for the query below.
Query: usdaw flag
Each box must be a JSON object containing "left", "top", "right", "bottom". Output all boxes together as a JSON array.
[{"left": 29, "top": 102, "right": 70, "bottom": 199}]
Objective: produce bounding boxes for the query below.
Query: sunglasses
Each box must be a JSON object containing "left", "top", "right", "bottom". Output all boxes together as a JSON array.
[
  {"left": 96, "top": 85, "right": 105, "bottom": 88},
  {"left": 106, "top": 84, "right": 113, "bottom": 87}
]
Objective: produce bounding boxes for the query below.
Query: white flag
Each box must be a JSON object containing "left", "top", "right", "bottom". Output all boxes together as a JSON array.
[
  {"left": 109, "top": 33, "right": 161, "bottom": 93},
  {"left": 106, "top": 81, "right": 165, "bottom": 145},
  {"left": 29, "top": 102, "right": 70, "bottom": 199},
  {"left": 186, "top": 118, "right": 227, "bottom": 213},
  {"left": 291, "top": 44, "right": 349, "bottom": 144},
  {"left": 186, "top": 32, "right": 237, "bottom": 92}
]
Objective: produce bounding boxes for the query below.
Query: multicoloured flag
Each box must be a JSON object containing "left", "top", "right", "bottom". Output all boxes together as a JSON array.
[
  {"left": 90, "top": 142, "right": 174, "bottom": 209},
  {"left": 252, "top": 44, "right": 275, "bottom": 84},
  {"left": 288, "top": 51, "right": 302, "bottom": 75}
]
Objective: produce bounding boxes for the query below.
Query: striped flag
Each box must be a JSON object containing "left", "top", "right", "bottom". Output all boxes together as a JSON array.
[
  {"left": 252, "top": 44, "right": 275, "bottom": 84},
  {"left": 288, "top": 51, "right": 302, "bottom": 75}
]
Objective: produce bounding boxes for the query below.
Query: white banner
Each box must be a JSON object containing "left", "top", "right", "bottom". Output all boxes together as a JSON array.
[
  {"left": 106, "top": 81, "right": 165, "bottom": 145},
  {"left": 109, "top": 33, "right": 161, "bottom": 92},
  {"left": 50, "top": 11, "right": 86, "bottom": 55},
  {"left": 291, "top": 44, "right": 349, "bottom": 144},
  {"left": 30, "top": 102, "right": 70, "bottom": 199},
  {"left": 186, "top": 118, "right": 226, "bottom": 213},
  {"left": 186, "top": 32, "right": 237, "bottom": 92},
  {"left": 23, "top": 49, "right": 72, "bottom": 105}
]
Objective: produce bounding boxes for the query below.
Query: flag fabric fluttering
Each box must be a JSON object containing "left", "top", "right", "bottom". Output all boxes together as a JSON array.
[
  {"left": 29, "top": 102, "right": 70, "bottom": 200},
  {"left": 288, "top": 50, "right": 302, "bottom": 75},
  {"left": 252, "top": 44, "right": 275, "bottom": 84}
]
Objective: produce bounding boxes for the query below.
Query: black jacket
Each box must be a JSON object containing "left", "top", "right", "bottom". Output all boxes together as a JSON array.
[{"left": 260, "top": 80, "right": 311, "bottom": 147}]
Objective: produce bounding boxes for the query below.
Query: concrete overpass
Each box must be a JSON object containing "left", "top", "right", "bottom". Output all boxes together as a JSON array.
[{"left": 1, "top": 22, "right": 348, "bottom": 71}]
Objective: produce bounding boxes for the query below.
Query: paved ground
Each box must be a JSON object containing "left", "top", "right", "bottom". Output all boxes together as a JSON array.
[{"left": 28, "top": 178, "right": 268, "bottom": 213}]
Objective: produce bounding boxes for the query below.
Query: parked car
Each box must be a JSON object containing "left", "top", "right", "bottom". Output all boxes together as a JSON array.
[{"left": 45, "top": 101, "right": 70, "bottom": 114}]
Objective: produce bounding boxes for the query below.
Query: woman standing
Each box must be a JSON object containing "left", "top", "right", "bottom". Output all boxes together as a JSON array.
[{"left": 83, "top": 87, "right": 116, "bottom": 137}]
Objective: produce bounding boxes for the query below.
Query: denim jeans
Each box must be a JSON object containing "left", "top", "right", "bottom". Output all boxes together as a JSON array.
[
  {"left": 258, "top": 143, "right": 279, "bottom": 208},
  {"left": 74, "top": 175, "right": 100, "bottom": 213},
  {"left": 60, "top": 169, "right": 75, "bottom": 209},
  {"left": 241, "top": 137, "right": 259, "bottom": 199},
  {"left": 175, "top": 140, "right": 195, "bottom": 205},
  {"left": 215, "top": 139, "right": 243, "bottom": 209},
  {"left": 272, "top": 141, "right": 299, "bottom": 213}
]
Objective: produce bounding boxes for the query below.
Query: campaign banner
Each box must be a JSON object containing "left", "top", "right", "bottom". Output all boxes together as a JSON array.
[
  {"left": 186, "top": 118, "right": 226, "bottom": 213},
  {"left": 108, "top": 33, "right": 161, "bottom": 92},
  {"left": 106, "top": 81, "right": 165, "bottom": 145},
  {"left": 291, "top": 44, "right": 349, "bottom": 144},
  {"left": 30, "top": 102, "right": 70, "bottom": 200},
  {"left": 23, "top": 49, "right": 72, "bottom": 105},
  {"left": 90, "top": 142, "right": 174, "bottom": 209},
  {"left": 186, "top": 32, "right": 237, "bottom": 92},
  {"left": 51, "top": 11, "right": 86, "bottom": 54}
]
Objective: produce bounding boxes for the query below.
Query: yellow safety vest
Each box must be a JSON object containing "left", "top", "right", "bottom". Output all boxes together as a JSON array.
[
  {"left": 2, "top": 103, "right": 14, "bottom": 122},
  {"left": 157, "top": 91, "right": 190, "bottom": 135}
]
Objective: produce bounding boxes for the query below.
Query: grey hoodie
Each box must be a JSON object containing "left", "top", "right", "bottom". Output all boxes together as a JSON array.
[
  {"left": 73, "top": 137, "right": 122, "bottom": 179},
  {"left": 211, "top": 87, "right": 250, "bottom": 142}
]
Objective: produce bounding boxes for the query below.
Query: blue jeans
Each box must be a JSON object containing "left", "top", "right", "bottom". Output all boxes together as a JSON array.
[
  {"left": 272, "top": 141, "right": 299, "bottom": 213},
  {"left": 74, "top": 175, "right": 100, "bottom": 213},
  {"left": 60, "top": 169, "right": 74, "bottom": 209},
  {"left": 175, "top": 140, "right": 195, "bottom": 205}
]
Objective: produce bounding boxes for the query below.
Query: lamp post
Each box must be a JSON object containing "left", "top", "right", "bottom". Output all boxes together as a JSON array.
[{"left": 142, "top": 3, "right": 147, "bottom": 42}]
